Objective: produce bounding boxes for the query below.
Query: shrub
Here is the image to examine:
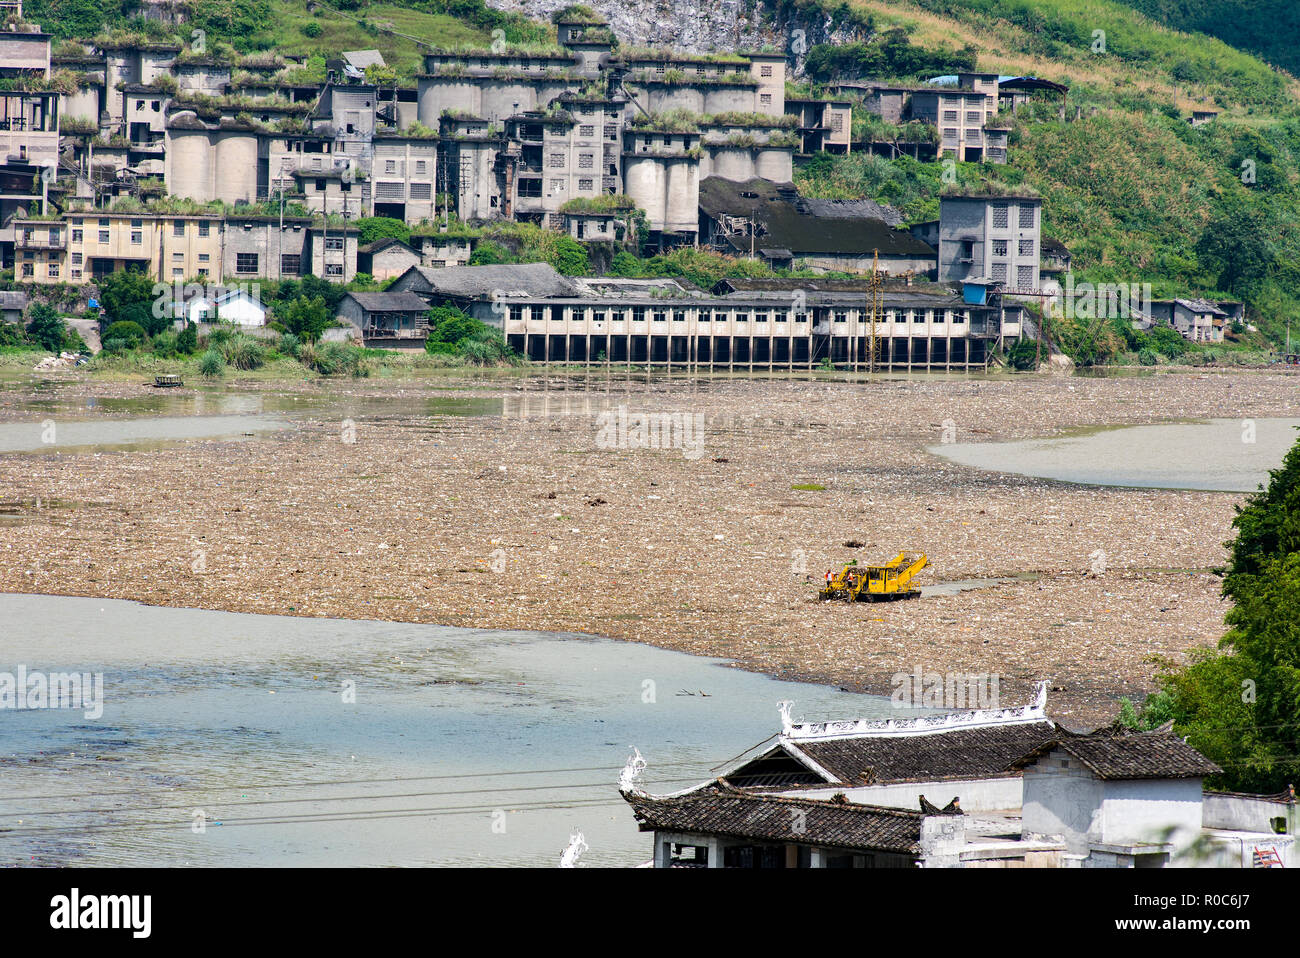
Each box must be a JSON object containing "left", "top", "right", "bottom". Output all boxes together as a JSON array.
[
  {"left": 220, "top": 334, "right": 267, "bottom": 370},
  {"left": 176, "top": 322, "right": 199, "bottom": 355},
  {"left": 198, "top": 349, "right": 225, "bottom": 377},
  {"left": 277, "top": 332, "right": 300, "bottom": 358},
  {"left": 151, "top": 329, "right": 180, "bottom": 357},
  {"left": 1137, "top": 346, "right": 1159, "bottom": 366},
  {"left": 301, "top": 21, "right": 322, "bottom": 37},
  {"left": 1006, "top": 338, "right": 1039, "bottom": 371},
  {"left": 103, "top": 320, "right": 146, "bottom": 349}
]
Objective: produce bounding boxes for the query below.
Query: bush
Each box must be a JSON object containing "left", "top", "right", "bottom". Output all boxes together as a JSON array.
[
  {"left": 102, "top": 320, "right": 146, "bottom": 349},
  {"left": 301, "top": 21, "right": 322, "bottom": 37},
  {"left": 1137, "top": 346, "right": 1159, "bottom": 366},
  {"left": 151, "top": 329, "right": 180, "bottom": 357},
  {"left": 277, "top": 332, "right": 301, "bottom": 358},
  {"left": 198, "top": 349, "right": 225, "bottom": 377},
  {"left": 1006, "top": 338, "right": 1039, "bottom": 371},
  {"left": 176, "top": 322, "right": 199, "bottom": 355},
  {"left": 219, "top": 334, "right": 267, "bottom": 370},
  {"left": 468, "top": 240, "right": 513, "bottom": 266}
]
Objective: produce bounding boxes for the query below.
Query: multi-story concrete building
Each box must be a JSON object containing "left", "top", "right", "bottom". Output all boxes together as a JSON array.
[
  {"left": 937, "top": 193, "right": 1042, "bottom": 292},
  {"left": 390, "top": 263, "right": 1007, "bottom": 370}
]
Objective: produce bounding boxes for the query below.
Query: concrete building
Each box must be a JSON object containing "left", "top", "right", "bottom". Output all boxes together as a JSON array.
[
  {"left": 163, "top": 114, "right": 260, "bottom": 205},
  {"left": 357, "top": 236, "right": 421, "bottom": 281},
  {"left": 1147, "top": 298, "right": 1228, "bottom": 343},
  {"left": 409, "top": 231, "right": 473, "bottom": 268},
  {"left": 699, "top": 177, "right": 934, "bottom": 276},
  {"left": 335, "top": 290, "right": 432, "bottom": 347},
  {"left": 389, "top": 263, "right": 1006, "bottom": 371},
  {"left": 937, "top": 193, "right": 1042, "bottom": 292}
]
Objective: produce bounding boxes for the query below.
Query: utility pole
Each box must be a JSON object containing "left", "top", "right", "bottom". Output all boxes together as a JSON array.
[{"left": 868, "top": 249, "right": 881, "bottom": 374}]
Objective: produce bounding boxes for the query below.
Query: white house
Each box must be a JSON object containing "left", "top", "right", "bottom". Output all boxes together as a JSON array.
[{"left": 185, "top": 288, "right": 267, "bottom": 327}]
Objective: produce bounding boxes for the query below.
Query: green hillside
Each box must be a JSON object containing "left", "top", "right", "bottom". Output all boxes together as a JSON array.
[
  {"left": 795, "top": 0, "right": 1300, "bottom": 346},
  {"left": 1117, "top": 0, "right": 1300, "bottom": 78}
]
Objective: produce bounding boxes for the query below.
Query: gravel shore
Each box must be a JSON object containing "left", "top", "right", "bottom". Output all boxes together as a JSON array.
[{"left": 2, "top": 366, "right": 1296, "bottom": 726}]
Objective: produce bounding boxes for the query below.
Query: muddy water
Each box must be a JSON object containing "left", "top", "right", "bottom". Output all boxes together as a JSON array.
[
  {"left": 0, "top": 594, "right": 908, "bottom": 868},
  {"left": 929, "top": 418, "right": 1300, "bottom": 492}
]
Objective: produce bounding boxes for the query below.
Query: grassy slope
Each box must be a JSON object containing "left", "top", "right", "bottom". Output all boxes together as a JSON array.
[{"left": 262, "top": 3, "right": 489, "bottom": 75}]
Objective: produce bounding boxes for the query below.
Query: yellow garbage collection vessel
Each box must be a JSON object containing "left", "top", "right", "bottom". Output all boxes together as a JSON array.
[{"left": 819, "top": 552, "right": 929, "bottom": 602}]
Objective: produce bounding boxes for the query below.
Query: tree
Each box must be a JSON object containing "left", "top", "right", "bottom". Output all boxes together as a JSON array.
[
  {"left": 282, "top": 296, "right": 332, "bottom": 342},
  {"left": 1150, "top": 428, "right": 1300, "bottom": 791},
  {"left": 1195, "top": 205, "right": 1278, "bottom": 296},
  {"left": 549, "top": 235, "right": 589, "bottom": 276},
  {"left": 1006, "top": 337, "right": 1039, "bottom": 370},
  {"left": 26, "top": 303, "right": 67, "bottom": 352},
  {"left": 97, "top": 270, "right": 156, "bottom": 320},
  {"left": 356, "top": 216, "right": 410, "bottom": 247}
]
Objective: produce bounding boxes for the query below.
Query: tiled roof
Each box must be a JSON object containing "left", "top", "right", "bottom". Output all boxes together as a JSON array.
[
  {"left": 342, "top": 291, "right": 431, "bottom": 312},
  {"left": 623, "top": 788, "right": 926, "bottom": 855},
  {"left": 1009, "top": 728, "right": 1222, "bottom": 780},
  {"left": 793, "top": 720, "right": 1058, "bottom": 784}
]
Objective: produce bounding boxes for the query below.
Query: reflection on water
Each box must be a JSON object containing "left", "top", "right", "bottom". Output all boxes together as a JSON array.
[
  {"left": 929, "top": 418, "right": 1300, "bottom": 492},
  {"left": 0, "top": 415, "right": 291, "bottom": 453},
  {"left": 0, "top": 594, "right": 906, "bottom": 868}
]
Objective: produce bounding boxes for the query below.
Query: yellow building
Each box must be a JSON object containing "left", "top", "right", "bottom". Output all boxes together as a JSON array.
[{"left": 17, "top": 212, "right": 224, "bottom": 283}]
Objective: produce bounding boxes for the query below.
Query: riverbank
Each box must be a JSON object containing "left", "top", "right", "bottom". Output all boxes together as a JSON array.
[{"left": 2, "top": 366, "right": 1296, "bottom": 726}]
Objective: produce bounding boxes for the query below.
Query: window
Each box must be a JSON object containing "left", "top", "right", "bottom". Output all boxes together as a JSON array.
[
  {"left": 173, "top": 221, "right": 185, "bottom": 237},
  {"left": 198, "top": 222, "right": 210, "bottom": 237},
  {"left": 759, "top": 93, "right": 772, "bottom": 106},
  {"left": 410, "top": 183, "right": 432, "bottom": 199},
  {"left": 699, "top": 310, "right": 710, "bottom": 322},
  {"left": 198, "top": 253, "right": 209, "bottom": 263},
  {"left": 578, "top": 178, "right": 593, "bottom": 191},
  {"left": 991, "top": 262, "right": 1007, "bottom": 282},
  {"left": 754, "top": 310, "right": 768, "bottom": 323},
  {"left": 48, "top": 262, "right": 60, "bottom": 278},
  {"left": 942, "top": 128, "right": 958, "bottom": 143},
  {"left": 914, "top": 310, "right": 925, "bottom": 322},
  {"left": 795, "top": 312, "right": 808, "bottom": 323},
  {"left": 966, "top": 111, "right": 981, "bottom": 123},
  {"left": 580, "top": 125, "right": 594, "bottom": 137},
  {"left": 774, "top": 310, "right": 787, "bottom": 323},
  {"left": 325, "top": 236, "right": 344, "bottom": 251},
  {"left": 611, "top": 309, "right": 625, "bottom": 322},
  {"left": 280, "top": 254, "right": 300, "bottom": 275},
  {"left": 735, "top": 311, "right": 747, "bottom": 322},
  {"left": 1019, "top": 205, "right": 1035, "bottom": 228},
  {"left": 236, "top": 253, "right": 259, "bottom": 274},
  {"left": 326, "top": 264, "right": 344, "bottom": 277},
  {"left": 992, "top": 203, "right": 1009, "bottom": 228},
  {"left": 943, "top": 109, "right": 958, "bottom": 122},
  {"left": 21, "top": 263, "right": 32, "bottom": 278},
  {"left": 172, "top": 268, "right": 184, "bottom": 277},
  {"left": 652, "top": 310, "right": 666, "bottom": 322},
  {"left": 1019, "top": 239, "right": 1034, "bottom": 257},
  {"left": 385, "top": 160, "right": 396, "bottom": 174},
  {"left": 72, "top": 229, "right": 82, "bottom": 243},
  {"left": 71, "top": 253, "right": 82, "bottom": 266},
  {"left": 1017, "top": 264, "right": 1034, "bottom": 288},
  {"left": 131, "top": 219, "right": 142, "bottom": 229},
  {"left": 578, "top": 153, "right": 594, "bottom": 169},
  {"left": 835, "top": 310, "right": 847, "bottom": 323},
  {"left": 632, "top": 307, "right": 645, "bottom": 322},
  {"left": 550, "top": 178, "right": 565, "bottom": 192},
  {"left": 99, "top": 230, "right": 110, "bottom": 243},
  {"left": 593, "top": 310, "right": 605, "bottom": 323},
  {"left": 952, "top": 311, "right": 965, "bottom": 324},
  {"left": 673, "top": 310, "right": 685, "bottom": 322},
  {"left": 992, "top": 240, "right": 1007, "bottom": 257},
  {"left": 172, "top": 252, "right": 184, "bottom": 261},
  {"left": 131, "top": 231, "right": 142, "bottom": 245},
  {"left": 549, "top": 153, "right": 565, "bottom": 168},
  {"left": 416, "top": 160, "right": 427, "bottom": 173},
  {"left": 315, "top": 179, "right": 327, "bottom": 192}
]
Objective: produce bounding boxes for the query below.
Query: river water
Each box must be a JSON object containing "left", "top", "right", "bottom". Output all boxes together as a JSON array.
[
  {"left": 0, "top": 594, "right": 901, "bottom": 868},
  {"left": 930, "top": 418, "right": 1300, "bottom": 492}
]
